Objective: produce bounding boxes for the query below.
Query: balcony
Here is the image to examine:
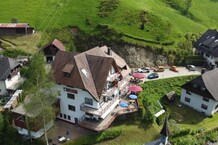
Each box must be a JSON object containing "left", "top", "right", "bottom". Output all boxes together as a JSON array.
[
  {"left": 80, "top": 97, "right": 119, "bottom": 116},
  {"left": 79, "top": 99, "right": 138, "bottom": 132},
  {"left": 106, "top": 73, "right": 120, "bottom": 82},
  {"left": 102, "top": 86, "right": 118, "bottom": 97}
]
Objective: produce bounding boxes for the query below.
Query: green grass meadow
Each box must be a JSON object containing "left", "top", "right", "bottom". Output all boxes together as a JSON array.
[{"left": 1, "top": 0, "right": 218, "bottom": 48}]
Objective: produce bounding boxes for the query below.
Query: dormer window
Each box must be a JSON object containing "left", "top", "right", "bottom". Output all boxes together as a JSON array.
[{"left": 62, "top": 63, "right": 74, "bottom": 77}]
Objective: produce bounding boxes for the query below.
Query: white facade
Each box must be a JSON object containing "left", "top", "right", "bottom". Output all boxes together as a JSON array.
[
  {"left": 180, "top": 88, "right": 218, "bottom": 116},
  {"left": 0, "top": 81, "right": 7, "bottom": 96},
  {"left": 55, "top": 65, "right": 130, "bottom": 124},
  {"left": 202, "top": 53, "right": 218, "bottom": 67},
  {"left": 5, "top": 72, "right": 21, "bottom": 89},
  {"left": 0, "top": 72, "right": 21, "bottom": 96},
  {"left": 16, "top": 120, "right": 54, "bottom": 139}
]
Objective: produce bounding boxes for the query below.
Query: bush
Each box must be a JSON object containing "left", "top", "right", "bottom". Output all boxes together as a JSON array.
[
  {"left": 3, "top": 49, "right": 30, "bottom": 58},
  {"left": 95, "top": 129, "right": 122, "bottom": 143},
  {"left": 206, "top": 131, "right": 218, "bottom": 143},
  {"left": 65, "top": 128, "right": 122, "bottom": 145},
  {"left": 172, "top": 128, "right": 191, "bottom": 138}
]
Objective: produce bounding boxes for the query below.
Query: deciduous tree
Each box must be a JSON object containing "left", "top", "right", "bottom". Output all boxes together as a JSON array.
[{"left": 24, "top": 53, "right": 57, "bottom": 145}]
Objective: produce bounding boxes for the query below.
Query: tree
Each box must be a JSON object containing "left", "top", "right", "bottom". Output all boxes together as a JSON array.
[
  {"left": 184, "top": 0, "right": 192, "bottom": 15},
  {"left": 24, "top": 53, "right": 57, "bottom": 145}
]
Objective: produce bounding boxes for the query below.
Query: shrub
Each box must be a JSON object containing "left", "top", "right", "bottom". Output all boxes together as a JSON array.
[
  {"left": 206, "top": 131, "right": 218, "bottom": 143},
  {"left": 3, "top": 49, "right": 30, "bottom": 58},
  {"left": 172, "top": 128, "right": 191, "bottom": 138},
  {"left": 95, "top": 129, "right": 122, "bottom": 143},
  {"left": 65, "top": 128, "right": 122, "bottom": 145}
]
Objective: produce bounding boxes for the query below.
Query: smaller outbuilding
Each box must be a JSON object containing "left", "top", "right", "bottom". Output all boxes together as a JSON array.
[
  {"left": 0, "top": 23, "right": 34, "bottom": 35},
  {"left": 41, "top": 39, "right": 65, "bottom": 63},
  {"left": 164, "top": 91, "right": 177, "bottom": 104}
]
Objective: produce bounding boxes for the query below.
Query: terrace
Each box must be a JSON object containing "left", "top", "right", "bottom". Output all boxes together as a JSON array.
[{"left": 79, "top": 99, "right": 138, "bottom": 132}]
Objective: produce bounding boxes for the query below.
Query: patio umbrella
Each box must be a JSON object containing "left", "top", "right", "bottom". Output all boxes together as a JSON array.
[
  {"left": 119, "top": 102, "right": 128, "bottom": 108},
  {"left": 132, "top": 73, "right": 146, "bottom": 79},
  {"left": 129, "top": 94, "right": 138, "bottom": 99},
  {"left": 128, "top": 85, "right": 143, "bottom": 93}
]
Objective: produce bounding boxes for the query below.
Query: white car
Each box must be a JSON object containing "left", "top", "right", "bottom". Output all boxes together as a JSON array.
[
  {"left": 186, "top": 65, "right": 196, "bottom": 71},
  {"left": 136, "top": 67, "right": 150, "bottom": 73}
]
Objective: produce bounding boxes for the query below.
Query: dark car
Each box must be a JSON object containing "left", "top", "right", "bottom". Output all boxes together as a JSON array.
[
  {"left": 147, "top": 73, "right": 159, "bottom": 79},
  {"left": 186, "top": 65, "right": 196, "bottom": 71}
]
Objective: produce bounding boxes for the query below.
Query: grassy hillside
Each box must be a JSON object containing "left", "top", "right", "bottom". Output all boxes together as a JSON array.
[{"left": 0, "top": 0, "right": 218, "bottom": 53}]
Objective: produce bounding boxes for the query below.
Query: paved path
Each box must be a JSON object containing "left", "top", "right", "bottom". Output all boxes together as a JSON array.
[{"left": 45, "top": 119, "right": 95, "bottom": 145}]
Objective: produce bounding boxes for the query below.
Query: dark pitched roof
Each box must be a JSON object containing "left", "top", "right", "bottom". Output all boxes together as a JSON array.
[
  {"left": 182, "top": 68, "right": 218, "bottom": 101},
  {"left": 160, "top": 117, "right": 169, "bottom": 137},
  {"left": 0, "top": 56, "right": 20, "bottom": 81},
  {"left": 52, "top": 46, "right": 131, "bottom": 101},
  {"left": 194, "top": 29, "right": 218, "bottom": 57},
  {"left": 144, "top": 117, "right": 171, "bottom": 145},
  {"left": 41, "top": 39, "right": 65, "bottom": 51}
]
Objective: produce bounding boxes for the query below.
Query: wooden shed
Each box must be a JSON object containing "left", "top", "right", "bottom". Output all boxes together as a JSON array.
[{"left": 0, "top": 23, "right": 34, "bottom": 35}]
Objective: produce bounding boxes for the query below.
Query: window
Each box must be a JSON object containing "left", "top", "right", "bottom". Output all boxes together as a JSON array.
[
  {"left": 186, "top": 90, "right": 191, "bottom": 95},
  {"left": 206, "top": 53, "right": 210, "bottom": 57},
  {"left": 68, "top": 115, "right": 71, "bottom": 120},
  {"left": 203, "top": 97, "right": 209, "bottom": 102},
  {"left": 64, "top": 114, "right": 66, "bottom": 119},
  {"left": 57, "top": 91, "right": 61, "bottom": 96},
  {"left": 64, "top": 72, "right": 71, "bottom": 77},
  {"left": 193, "top": 84, "right": 198, "bottom": 88},
  {"left": 0, "top": 89, "right": 1, "bottom": 92},
  {"left": 201, "top": 104, "right": 208, "bottom": 110},
  {"left": 67, "top": 93, "right": 75, "bottom": 100},
  {"left": 85, "top": 98, "right": 93, "bottom": 105},
  {"left": 200, "top": 87, "right": 206, "bottom": 91},
  {"left": 185, "top": 97, "right": 191, "bottom": 103},
  {"left": 60, "top": 113, "right": 62, "bottom": 118},
  {"left": 68, "top": 105, "right": 76, "bottom": 111}
]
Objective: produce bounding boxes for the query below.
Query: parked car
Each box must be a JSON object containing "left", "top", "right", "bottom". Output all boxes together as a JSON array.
[
  {"left": 147, "top": 73, "right": 159, "bottom": 79},
  {"left": 169, "top": 66, "right": 179, "bottom": 72},
  {"left": 154, "top": 66, "right": 165, "bottom": 72},
  {"left": 186, "top": 65, "right": 196, "bottom": 71},
  {"left": 136, "top": 67, "right": 150, "bottom": 73}
]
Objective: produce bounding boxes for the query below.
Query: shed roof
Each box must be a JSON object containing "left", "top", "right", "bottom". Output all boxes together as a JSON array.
[{"left": 0, "top": 23, "right": 31, "bottom": 28}]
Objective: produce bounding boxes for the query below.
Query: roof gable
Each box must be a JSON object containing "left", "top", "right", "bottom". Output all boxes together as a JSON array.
[
  {"left": 182, "top": 68, "right": 218, "bottom": 101},
  {"left": 87, "top": 54, "right": 115, "bottom": 97},
  {"left": 0, "top": 56, "right": 20, "bottom": 80},
  {"left": 194, "top": 29, "right": 218, "bottom": 57},
  {"left": 41, "top": 39, "right": 65, "bottom": 51}
]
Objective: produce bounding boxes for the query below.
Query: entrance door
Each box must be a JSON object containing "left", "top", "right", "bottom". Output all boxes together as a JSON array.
[{"left": 74, "top": 118, "right": 78, "bottom": 125}]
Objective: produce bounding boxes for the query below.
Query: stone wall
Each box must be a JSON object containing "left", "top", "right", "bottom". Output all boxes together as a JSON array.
[{"left": 113, "top": 44, "right": 168, "bottom": 68}]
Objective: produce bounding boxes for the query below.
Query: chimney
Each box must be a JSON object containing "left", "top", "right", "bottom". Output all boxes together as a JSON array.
[
  {"left": 201, "top": 68, "right": 206, "bottom": 74},
  {"left": 107, "top": 47, "right": 112, "bottom": 55}
]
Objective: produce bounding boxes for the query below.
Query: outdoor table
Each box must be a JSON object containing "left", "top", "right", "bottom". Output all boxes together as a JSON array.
[{"left": 59, "top": 136, "right": 66, "bottom": 142}]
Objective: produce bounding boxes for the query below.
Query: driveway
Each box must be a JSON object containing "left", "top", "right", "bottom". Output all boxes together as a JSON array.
[{"left": 138, "top": 67, "right": 201, "bottom": 82}]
